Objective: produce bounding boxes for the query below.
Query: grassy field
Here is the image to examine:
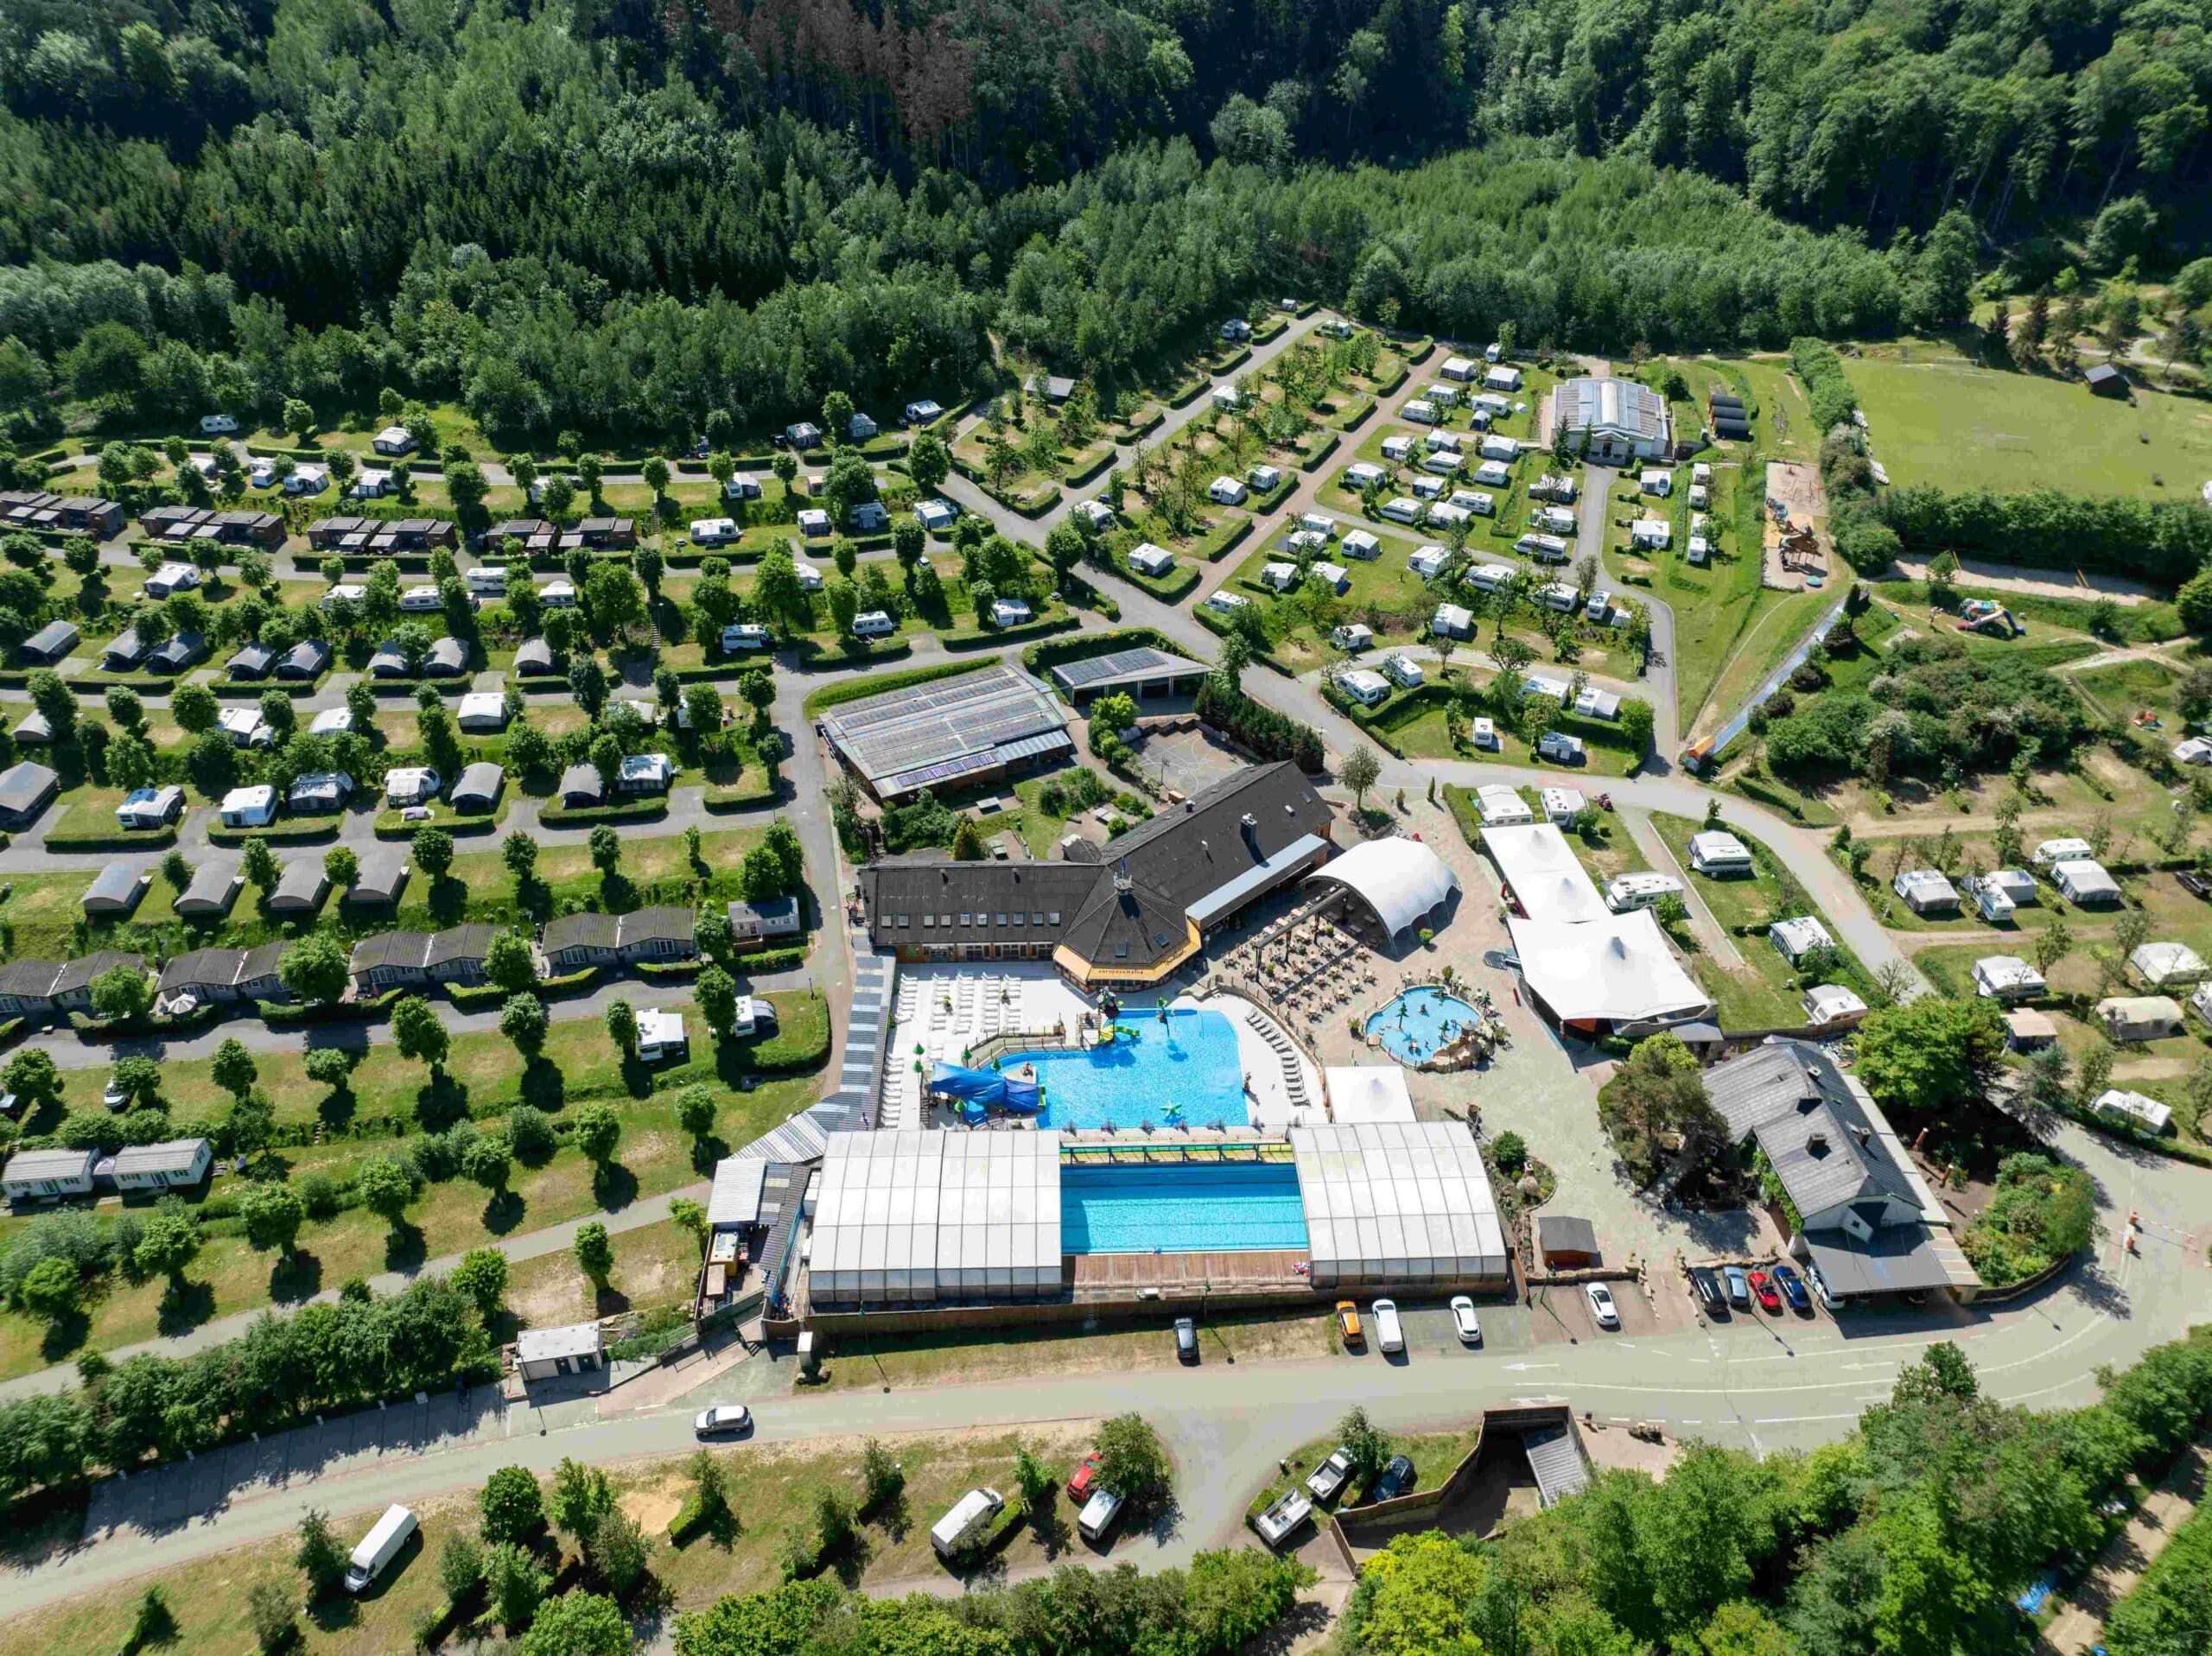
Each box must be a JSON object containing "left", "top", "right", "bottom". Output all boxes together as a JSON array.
[
  {"left": 814, "top": 1306, "right": 1336, "bottom": 1393},
  {"left": 1847, "top": 349, "right": 2212, "bottom": 499},
  {"left": 0, "top": 994, "right": 827, "bottom": 1380},
  {"left": 1650, "top": 811, "right": 1873, "bottom": 1027},
  {"left": 1381, "top": 701, "right": 1644, "bottom": 777},
  {"left": 4, "top": 1425, "right": 1106, "bottom": 1656}
]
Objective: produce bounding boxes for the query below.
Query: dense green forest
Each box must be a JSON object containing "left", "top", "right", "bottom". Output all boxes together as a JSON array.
[{"left": 1, "top": 0, "right": 2206, "bottom": 446}]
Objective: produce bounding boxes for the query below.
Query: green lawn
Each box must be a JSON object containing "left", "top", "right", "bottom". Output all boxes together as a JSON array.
[
  {"left": 1847, "top": 350, "right": 2212, "bottom": 499},
  {"left": 1650, "top": 810, "right": 1878, "bottom": 1027},
  {"left": 7, "top": 1424, "right": 1103, "bottom": 1656},
  {"left": 1381, "top": 701, "right": 1644, "bottom": 777}
]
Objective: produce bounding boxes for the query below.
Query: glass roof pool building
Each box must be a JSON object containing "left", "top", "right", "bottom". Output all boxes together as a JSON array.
[{"left": 803, "top": 1122, "right": 1510, "bottom": 1312}]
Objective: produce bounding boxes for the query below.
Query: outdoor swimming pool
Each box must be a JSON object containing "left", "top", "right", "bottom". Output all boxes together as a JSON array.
[
  {"left": 998, "top": 1007, "right": 1249, "bottom": 1132},
  {"left": 1366, "top": 989, "right": 1482, "bottom": 1065},
  {"left": 1061, "top": 1163, "right": 1309, "bottom": 1253}
]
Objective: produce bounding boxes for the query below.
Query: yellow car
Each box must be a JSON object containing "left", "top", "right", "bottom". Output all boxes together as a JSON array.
[{"left": 1336, "top": 1300, "right": 1363, "bottom": 1347}]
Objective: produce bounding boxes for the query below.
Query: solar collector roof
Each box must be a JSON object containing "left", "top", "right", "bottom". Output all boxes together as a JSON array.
[{"left": 826, "top": 664, "right": 1071, "bottom": 791}]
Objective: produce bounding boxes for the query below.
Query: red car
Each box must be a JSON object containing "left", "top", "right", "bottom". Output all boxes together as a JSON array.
[
  {"left": 1065, "top": 1454, "right": 1101, "bottom": 1503},
  {"left": 1747, "top": 1270, "right": 1782, "bottom": 1313}
]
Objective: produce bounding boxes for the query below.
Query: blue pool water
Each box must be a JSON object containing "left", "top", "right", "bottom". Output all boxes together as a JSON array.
[
  {"left": 1367, "top": 989, "right": 1482, "bottom": 1065},
  {"left": 998, "top": 1008, "right": 1248, "bottom": 1132},
  {"left": 1061, "top": 1163, "right": 1309, "bottom": 1253}
]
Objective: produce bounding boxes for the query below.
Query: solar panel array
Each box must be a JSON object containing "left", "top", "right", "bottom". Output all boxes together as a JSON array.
[
  {"left": 1048, "top": 646, "right": 1192, "bottom": 692},
  {"left": 824, "top": 664, "right": 1070, "bottom": 790}
]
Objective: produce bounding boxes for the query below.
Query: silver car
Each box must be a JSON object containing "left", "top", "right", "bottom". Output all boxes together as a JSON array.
[{"left": 693, "top": 1404, "right": 751, "bottom": 1437}]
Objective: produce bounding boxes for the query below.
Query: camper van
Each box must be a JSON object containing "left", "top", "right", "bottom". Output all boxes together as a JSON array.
[
  {"left": 931, "top": 1488, "right": 1004, "bottom": 1560},
  {"left": 345, "top": 1505, "right": 417, "bottom": 1593}
]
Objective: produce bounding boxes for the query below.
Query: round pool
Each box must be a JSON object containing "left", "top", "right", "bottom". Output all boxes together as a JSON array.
[{"left": 1366, "top": 990, "right": 1481, "bottom": 1065}]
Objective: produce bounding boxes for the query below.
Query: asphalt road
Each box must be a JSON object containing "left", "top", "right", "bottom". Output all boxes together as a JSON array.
[{"left": 7, "top": 1105, "right": 2203, "bottom": 1618}]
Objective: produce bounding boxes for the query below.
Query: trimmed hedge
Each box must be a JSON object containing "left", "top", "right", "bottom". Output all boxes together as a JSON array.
[
  {"left": 1120, "top": 561, "right": 1203, "bottom": 602},
  {"left": 212, "top": 676, "right": 329, "bottom": 699},
  {"left": 446, "top": 966, "right": 599, "bottom": 1010},
  {"left": 374, "top": 803, "right": 503, "bottom": 837},
  {"left": 44, "top": 822, "right": 177, "bottom": 852},
  {"left": 944, "top": 612, "right": 1081, "bottom": 650},
  {"left": 734, "top": 942, "right": 810, "bottom": 975},
  {"left": 259, "top": 988, "right": 404, "bottom": 1025},
  {"left": 802, "top": 657, "right": 988, "bottom": 716},
  {"left": 207, "top": 820, "right": 339, "bottom": 847},
  {"left": 537, "top": 795, "right": 671, "bottom": 828},
  {"left": 637, "top": 957, "right": 702, "bottom": 980}
]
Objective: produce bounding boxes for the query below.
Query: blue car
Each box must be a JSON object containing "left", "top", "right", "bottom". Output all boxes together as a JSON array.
[{"left": 1771, "top": 1263, "right": 1814, "bottom": 1314}]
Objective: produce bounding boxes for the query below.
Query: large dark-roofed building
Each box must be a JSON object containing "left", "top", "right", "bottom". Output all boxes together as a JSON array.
[
  {"left": 1047, "top": 646, "right": 1206, "bottom": 704},
  {"left": 1704, "top": 1041, "right": 1981, "bottom": 1302},
  {"left": 824, "top": 663, "right": 1071, "bottom": 803},
  {"left": 860, "top": 761, "right": 1333, "bottom": 987}
]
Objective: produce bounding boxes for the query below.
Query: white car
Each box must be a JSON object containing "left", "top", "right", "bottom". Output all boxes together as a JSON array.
[
  {"left": 1586, "top": 1283, "right": 1620, "bottom": 1329},
  {"left": 693, "top": 1404, "right": 752, "bottom": 1437},
  {"left": 1449, "top": 1295, "right": 1481, "bottom": 1344}
]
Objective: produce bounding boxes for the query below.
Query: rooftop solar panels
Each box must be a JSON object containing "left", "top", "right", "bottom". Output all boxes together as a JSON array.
[
  {"left": 823, "top": 664, "right": 1071, "bottom": 796},
  {"left": 1048, "top": 646, "right": 1197, "bottom": 694}
]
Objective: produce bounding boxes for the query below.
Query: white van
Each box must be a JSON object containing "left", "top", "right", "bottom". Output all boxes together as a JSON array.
[
  {"left": 1077, "top": 1487, "right": 1124, "bottom": 1545},
  {"left": 345, "top": 1504, "right": 416, "bottom": 1593},
  {"left": 1371, "top": 1298, "right": 1404, "bottom": 1355},
  {"left": 931, "top": 1487, "right": 1003, "bottom": 1560}
]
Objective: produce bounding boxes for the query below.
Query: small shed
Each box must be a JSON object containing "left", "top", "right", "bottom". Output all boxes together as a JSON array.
[
  {"left": 515, "top": 1322, "right": 605, "bottom": 1381},
  {"left": 1536, "top": 1215, "right": 1599, "bottom": 1269},
  {"left": 558, "top": 764, "right": 604, "bottom": 808},
  {"left": 2004, "top": 1007, "right": 2059, "bottom": 1050},
  {"left": 175, "top": 862, "right": 244, "bottom": 919}
]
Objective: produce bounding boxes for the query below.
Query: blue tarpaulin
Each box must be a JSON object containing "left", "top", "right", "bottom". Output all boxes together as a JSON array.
[{"left": 930, "top": 1063, "right": 1042, "bottom": 1115}]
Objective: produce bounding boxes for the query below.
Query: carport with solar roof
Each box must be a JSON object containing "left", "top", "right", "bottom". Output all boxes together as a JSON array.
[
  {"left": 822, "top": 663, "right": 1072, "bottom": 801},
  {"left": 1047, "top": 645, "right": 1206, "bottom": 704}
]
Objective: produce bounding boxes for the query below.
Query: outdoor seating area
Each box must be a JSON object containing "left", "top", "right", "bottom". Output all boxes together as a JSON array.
[{"left": 1212, "top": 900, "right": 1382, "bottom": 1025}]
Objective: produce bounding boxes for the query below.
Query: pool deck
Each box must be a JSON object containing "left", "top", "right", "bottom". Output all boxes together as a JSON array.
[{"left": 1068, "top": 1247, "right": 1314, "bottom": 1303}]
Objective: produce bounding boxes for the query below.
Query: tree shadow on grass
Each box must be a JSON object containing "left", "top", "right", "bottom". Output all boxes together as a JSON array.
[
  {"left": 384, "top": 1222, "right": 427, "bottom": 1274},
  {"left": 317, "top": 1087, "right": 356, "bottom": 1133},
  {"left": 689, "top": 1134, "right": 730, "bottom": 1177},
  {"left": 426, "top": 875, "right": 468, "bottom": 926},
  {"left": 415, "top": 1072, "right": 471, "bottom": 1132},
  {"left": 619, "top": 1052, "right": 653, "bottom": 1099},
  {"left": 519, "top": 1058, "right": 565, "bottom": 1112},
  {"left": 269, "top": 1251, "right": 323, "bottom": 1305},
  {"left": 39, "top": 1310, "right": 88, "bottom": 1364},
  {"left": 601, "top": 872, "right": 637, "bottom": 910},
  {"left": 592, "top": 1160, "right": 638, "bottom": 1213},
  {"left": 155, "top": 1280, "right": 215, "bottom": 1337},
  {"left": 482, "top": 1190, "right": 525, "bottom": 1235}
]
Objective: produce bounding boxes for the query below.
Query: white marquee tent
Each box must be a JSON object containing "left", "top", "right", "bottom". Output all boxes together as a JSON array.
[
  {"left": 1482, "top": 822, "right": 1610, "bottom": 923},
  {"left": 1506, "top": 910, "right": 1713, "bottom": 1030},
  {"left": 1304, "top": 837, "right": 1460, "bottom": 937}
]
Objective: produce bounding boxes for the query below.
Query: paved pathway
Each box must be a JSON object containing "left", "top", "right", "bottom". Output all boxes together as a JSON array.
[{"left": 2042, "top": 1437, "right": 2210, "bottom": 1653}]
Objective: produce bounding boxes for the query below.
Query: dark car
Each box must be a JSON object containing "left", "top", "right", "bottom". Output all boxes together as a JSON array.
[
  {"left": 1173, "top": 1316, "right": 1198, "bottom": 1363},
  {"left": 1688, "top": 1266, "right": 1727, "bottom": 1317},
  {"left": 1371, "top": 1455, "right": 1415, "bottom": 1501},
  {"left": 1771, "top": 1263, "right": 1814, "bottom": 1314},
  {"left": 2182, "top": 871, "right": 2212, "bottom": 901}
]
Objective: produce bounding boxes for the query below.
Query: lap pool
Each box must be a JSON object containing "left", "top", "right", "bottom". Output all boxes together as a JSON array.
[
  {"left": 1060, "top": 1163, "right": 1309, "bottom": 1253},
  {"left": 997, "top": 1008, "right": 1248, "bottom": 1132}
]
